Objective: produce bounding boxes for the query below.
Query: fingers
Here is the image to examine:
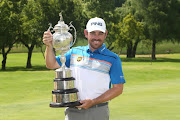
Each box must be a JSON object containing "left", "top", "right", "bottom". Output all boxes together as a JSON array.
[
  {"left": 80, "top": 100, "right": 86, "bottom": 104},
  {"left": 43, "top": 30, "right": 53, "bottom": 47},
  {"left": 76, "top": 99, "right": 94, "bottom": 109},
  {"left": 76, "top": 100, "right": 85, "bottom": 107},
  {"left": 76, "top": 101, "right": 85, "bottom": 108},
  {"left": 43, "top": 29, "right": 52, "bottom": 39}
]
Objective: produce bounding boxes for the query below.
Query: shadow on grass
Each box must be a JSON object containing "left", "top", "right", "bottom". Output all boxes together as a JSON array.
[
  {"left": 0, "top": 65, "right": 52, "bottom": 72},
  {"left": 121, "top": 57, "right": 180, "bottom": 63},
  {"left": 1, "top": 57, "right": 180, "bottom": 71}
]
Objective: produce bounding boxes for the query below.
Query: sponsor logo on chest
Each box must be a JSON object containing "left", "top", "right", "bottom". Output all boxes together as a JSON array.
[{"left": 77, "top": 56, "right": 83, "bottom": 62}]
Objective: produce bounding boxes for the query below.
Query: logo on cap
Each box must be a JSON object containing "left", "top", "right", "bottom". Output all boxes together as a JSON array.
[{"left": 91, "top": 22, "right": 102, "bottom": 26}]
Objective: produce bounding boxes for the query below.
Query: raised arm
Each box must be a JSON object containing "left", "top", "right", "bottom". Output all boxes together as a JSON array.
[{"left": 43, "top": 30, "right": 60, "bottom": 69}]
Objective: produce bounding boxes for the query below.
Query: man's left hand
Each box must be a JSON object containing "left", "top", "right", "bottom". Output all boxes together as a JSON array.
[{"left": 76, "top": 99, "right": 95, "bottom": 109}]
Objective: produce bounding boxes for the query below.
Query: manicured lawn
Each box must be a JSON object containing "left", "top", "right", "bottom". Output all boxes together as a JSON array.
[{"left": 0, "top": 53, "right": 180, "bottom": 120}]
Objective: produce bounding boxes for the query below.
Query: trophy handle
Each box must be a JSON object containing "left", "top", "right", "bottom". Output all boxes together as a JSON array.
[
  {"left": 69, "top": 21, "right": 76, "bottom": 47},
  {"left": 48, "top": 23, "right": 54, "bottom": 32}
]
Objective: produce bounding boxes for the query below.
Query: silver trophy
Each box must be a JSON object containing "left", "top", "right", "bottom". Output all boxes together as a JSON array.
[{"left": 48, "top": 12, "right": 81, "bottom": 107}]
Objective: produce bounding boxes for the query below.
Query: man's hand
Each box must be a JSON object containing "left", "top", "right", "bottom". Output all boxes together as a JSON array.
[
  {"left": 43, "top": 30, "right": 53, "bottom": 47},
  {"left": 76, "top": 99, "right": 95, "bottom": 109},
  {"left": 43, "top": 30, "right": 60, "bottom": 69}
]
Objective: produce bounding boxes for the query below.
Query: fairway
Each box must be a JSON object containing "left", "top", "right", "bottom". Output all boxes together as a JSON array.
[{"left": 0, "top": 53, "right": 180, "bottom": 120}]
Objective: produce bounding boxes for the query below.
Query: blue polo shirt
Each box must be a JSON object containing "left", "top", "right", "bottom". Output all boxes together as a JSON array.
[{"left": 56, "top": 44, "right": 125, "bottom": 100}]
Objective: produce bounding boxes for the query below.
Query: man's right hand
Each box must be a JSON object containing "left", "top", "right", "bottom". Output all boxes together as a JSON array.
[
  {"left": 43, "top": 29, "right": 60, "bottom": 69},
  {"left": 43, "top": 30, "right": 53, "bottom": 47}
]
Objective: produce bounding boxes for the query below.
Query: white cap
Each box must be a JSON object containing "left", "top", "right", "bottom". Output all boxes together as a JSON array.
[{"left": 86, "top": 17, "right": 106, "bottom": 33}]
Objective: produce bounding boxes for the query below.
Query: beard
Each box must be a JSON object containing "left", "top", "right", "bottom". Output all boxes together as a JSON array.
[{"left": 89, "top": 39, "right": 103, "bottom": 50}]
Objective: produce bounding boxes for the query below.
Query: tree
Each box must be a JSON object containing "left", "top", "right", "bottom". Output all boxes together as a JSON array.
[
  {"left": 118, "top": 0, "right": 180, "bottom": 59},
  {"left": 0, "top": 0, "right": 25, "bottom": 70},
  {"left": 20, "top": 0, "right": 44, "bottom": 68},
  {"left": 134, "top": 0, "right": 180, "bottom": 59},
  {"left": 166, "top": 0, "right": 180, "bottom": 42},
  {"left": 110, "top": 13, "right": 144, "bottom": 57},
  {"left": 144, "top": 0, "right": 169, "bottom": 59}
]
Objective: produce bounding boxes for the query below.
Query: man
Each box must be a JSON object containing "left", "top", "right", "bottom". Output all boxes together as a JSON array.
[{"left": 43, "top": 17, "right": 125, "bottom": 120}]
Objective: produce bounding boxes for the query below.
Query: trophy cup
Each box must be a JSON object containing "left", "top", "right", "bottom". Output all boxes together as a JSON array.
[{"left": 48, "top": 12, "right": 81, "bottom": 107}]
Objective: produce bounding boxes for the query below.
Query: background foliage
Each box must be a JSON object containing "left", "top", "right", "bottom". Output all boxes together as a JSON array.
[{"left": 0, "top": 0, "right": 180, "bottom": 70}]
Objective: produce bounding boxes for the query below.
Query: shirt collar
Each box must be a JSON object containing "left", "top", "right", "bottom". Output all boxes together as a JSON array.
[{"left": 86, "top": 43, "right": 106, "bottom": 53}]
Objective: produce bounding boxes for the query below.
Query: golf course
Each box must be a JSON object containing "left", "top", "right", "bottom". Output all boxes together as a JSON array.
[
  {"left": 0, "top": 52, "right": 179, "bottom": 120},
  {"left": 1, "top": 0, "right": 180, "bottom": 119}
]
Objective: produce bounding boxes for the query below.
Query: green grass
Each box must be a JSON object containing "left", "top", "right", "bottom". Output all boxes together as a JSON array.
[
  {"left": 111, "top": 54, "right": 180, "bottom": 120},
  {"left": 0, "top": 53, "right": 180, "bottom": 120}
]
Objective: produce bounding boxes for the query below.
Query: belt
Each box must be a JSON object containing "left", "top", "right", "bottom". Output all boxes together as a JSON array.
[
  {"left": 90, "top": 102, "right": 108, "bottom": 108},
  {"left": 71, "top": 102, "right": 108, "bottom": 110}
]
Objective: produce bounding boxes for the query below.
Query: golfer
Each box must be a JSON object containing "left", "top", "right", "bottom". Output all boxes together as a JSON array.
[{"left": 43, "top": 17, "right": 126, "bottom": 120}]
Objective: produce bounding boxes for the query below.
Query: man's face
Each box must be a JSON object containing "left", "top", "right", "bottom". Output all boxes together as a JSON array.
[{"left": 84, "top": 30, "right": 108, "bottom": 52}]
